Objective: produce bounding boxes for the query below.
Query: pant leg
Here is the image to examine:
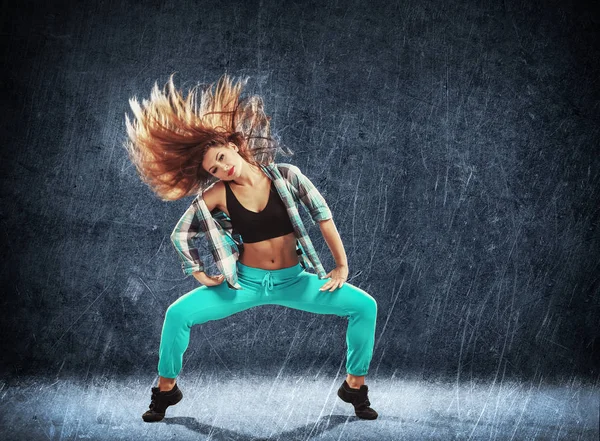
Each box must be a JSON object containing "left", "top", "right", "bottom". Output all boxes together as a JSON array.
[
  {"left": 269, "top": 271, "right": 378, "bottom": 376},
  {"left": 157, "top": 280, "right": 261, "bottom": 378}
]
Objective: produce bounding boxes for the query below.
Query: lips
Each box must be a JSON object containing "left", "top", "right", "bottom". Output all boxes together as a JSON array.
[{"left": 228, "top": 166, "right": 235, "bottom": 176}]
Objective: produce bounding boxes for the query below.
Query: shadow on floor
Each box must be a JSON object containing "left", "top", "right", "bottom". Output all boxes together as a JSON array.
[{"left": 165, "top": 414, "right": 353, "bottom": 441}]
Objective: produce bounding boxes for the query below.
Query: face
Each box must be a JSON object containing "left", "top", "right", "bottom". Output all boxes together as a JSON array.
[{"left": 202, "top": 143, "right": 243, "bottom": 181}]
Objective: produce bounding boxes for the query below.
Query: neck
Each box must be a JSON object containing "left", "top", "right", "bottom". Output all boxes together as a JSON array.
[{"left": 231, "top": 163, "right": 264, "bottom": 187}]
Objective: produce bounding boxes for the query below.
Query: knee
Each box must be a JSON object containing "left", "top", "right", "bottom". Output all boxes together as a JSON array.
[
  {"left": 165, "top": 302, "right": 189, "bottom": 326},
  {"left": 344, "top": 285, "right": 377, "bottom": 321},
  {"left": 362, "top": 294, "right": 378, "bottom": 321}
]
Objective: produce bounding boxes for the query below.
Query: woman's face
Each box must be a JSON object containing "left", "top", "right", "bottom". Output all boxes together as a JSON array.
[{"left": 202, "top": 143, "right": 243, "bottom": 181}]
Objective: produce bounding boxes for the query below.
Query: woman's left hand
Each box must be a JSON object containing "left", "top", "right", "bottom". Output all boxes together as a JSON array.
[{"left": 320, "top": 265, "right": 349, "bottom": 292}]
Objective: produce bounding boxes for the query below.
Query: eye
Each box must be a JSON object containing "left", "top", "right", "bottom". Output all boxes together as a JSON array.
[{"left": 211, "top": 154, "right": 225, "bottom": 174}]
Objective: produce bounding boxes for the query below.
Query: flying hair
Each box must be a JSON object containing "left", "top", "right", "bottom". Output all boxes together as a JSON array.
[{"left": 124, "top": 73, "right": 288, "bottom": 201}]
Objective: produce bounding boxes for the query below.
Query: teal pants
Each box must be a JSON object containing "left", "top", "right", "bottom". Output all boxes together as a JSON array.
[{"left": 158, "top": 261, "right": 378, "bottom": 378}]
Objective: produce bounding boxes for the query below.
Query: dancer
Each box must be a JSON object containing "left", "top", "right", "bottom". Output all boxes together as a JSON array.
[{"left": 124, "top": 74, "right": 379, "bottom": 422}]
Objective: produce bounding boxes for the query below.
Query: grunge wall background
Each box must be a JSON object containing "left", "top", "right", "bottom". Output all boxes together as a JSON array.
[{"left": 1, "top": 0, "right": 598, "bottom": 383}]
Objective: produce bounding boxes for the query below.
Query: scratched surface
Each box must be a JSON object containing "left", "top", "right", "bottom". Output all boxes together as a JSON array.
[
  {"left": 0, "top": 375, "right": 598, "bottom": 440},
  {"left": 1, "top": 0, "right": 599, "bottom": 439}
]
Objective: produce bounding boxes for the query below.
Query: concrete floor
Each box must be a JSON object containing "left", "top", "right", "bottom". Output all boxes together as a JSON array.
[{"left": 0, "top": 373, "right": 597, "bottom": 440}]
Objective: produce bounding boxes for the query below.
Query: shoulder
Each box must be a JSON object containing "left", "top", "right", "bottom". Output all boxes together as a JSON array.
[
  {"left": 199, "top": 180, "right": 226, "bottom": 212},
  {"left": 273, "top": 163, "right": 302, "bottom": 178}
]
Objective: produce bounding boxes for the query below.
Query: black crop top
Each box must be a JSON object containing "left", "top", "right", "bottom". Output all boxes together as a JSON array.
[{"left": 224, "top": 180, "right": 295, "bottom": 243}]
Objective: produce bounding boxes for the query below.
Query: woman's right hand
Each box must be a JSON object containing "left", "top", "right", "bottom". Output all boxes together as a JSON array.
[{"left": 192, "top": 271, "right": 226, "bottom": 286}]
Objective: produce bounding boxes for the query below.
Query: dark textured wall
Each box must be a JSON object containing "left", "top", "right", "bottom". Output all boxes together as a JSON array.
[{"left": 1, "top": 0, "right": 598, "bottom": 381}]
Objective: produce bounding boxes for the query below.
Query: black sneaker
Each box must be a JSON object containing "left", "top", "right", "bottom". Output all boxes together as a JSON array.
[
  {"left": 142, "top": 384, "right": 183, "bottom": 422},
  {"left": 337, "top": 380, "right": 378, "bottom": 420}
]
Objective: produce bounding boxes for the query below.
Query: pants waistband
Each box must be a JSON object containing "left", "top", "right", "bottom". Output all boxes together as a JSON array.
[{"left": 236, "top": 261, "right": 304, "bottom": 284}]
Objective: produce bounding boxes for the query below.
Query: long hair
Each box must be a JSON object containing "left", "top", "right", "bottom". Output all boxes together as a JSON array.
[{"left": 124, "top": 74, "right": 289, "bottom": 201}]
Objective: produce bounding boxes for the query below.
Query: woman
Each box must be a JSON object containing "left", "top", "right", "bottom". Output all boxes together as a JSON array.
[{"left": 124, "top": 74, "right": 379, "bottom": 422}]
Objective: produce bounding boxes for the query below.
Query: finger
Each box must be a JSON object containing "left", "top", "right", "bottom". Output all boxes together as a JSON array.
[
  {"left": 330, "top": 280, "right": 343, "bottom": 292},
  {"left": 210, "top": 275, "right": 224, "bottom": 285}
]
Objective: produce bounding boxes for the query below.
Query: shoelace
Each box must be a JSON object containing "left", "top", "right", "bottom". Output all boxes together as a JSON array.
[
  {"left": 345, "top": 386, "right": 371, "bottom": 409},
  {"left": 355, "top": 398, "right": 371, "bottom": 410},
  {"left": 150, "top": 392, "right": 158, "bottom": 410},
  {"left": 148, "top": 390, "right": 167, "bottom": 411},
  {"left": 261, "top": 272, "right": 274, "bottom": 296}
]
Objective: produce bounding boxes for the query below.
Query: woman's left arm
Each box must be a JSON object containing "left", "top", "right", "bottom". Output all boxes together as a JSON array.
[
  {"left": 279, "top": 164, "right": 348, "bottom": 291},
  {"left": 319, "top": 218, "right": 349, "bottom": 292}
]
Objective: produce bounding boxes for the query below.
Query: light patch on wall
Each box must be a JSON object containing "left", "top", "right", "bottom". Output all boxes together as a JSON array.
[{"left": 123, "top": 276, "right": 144, "bottom": 303}]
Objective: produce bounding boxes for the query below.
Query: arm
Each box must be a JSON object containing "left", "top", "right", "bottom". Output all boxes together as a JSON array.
[
  {"left": 318, "top": 218, "right": 350, "bottom": 292},
  {"left": 279, "top": 164, "right": 347, "bottom": 291},
  {"left": 319, "top": 218, "right": 348, "bottom": 268},
  {"left": 170, "top": 184, "right": 227, "bottom": 286},
  {"left": 282, "top": 164, "right": 333, "bottom": 224},
  {"left": 170, "top": 199, "right": 205, "bottom": 276}
]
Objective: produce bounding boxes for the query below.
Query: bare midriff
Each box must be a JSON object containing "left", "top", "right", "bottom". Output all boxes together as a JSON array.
[{"left": 238, "top": 232, "right": 300, "bottom": 270}]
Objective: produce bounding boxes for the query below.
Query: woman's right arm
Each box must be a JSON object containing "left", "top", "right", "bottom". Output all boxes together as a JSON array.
[{"left": 169, "top": 183, "right": 226, "bottom": 286}]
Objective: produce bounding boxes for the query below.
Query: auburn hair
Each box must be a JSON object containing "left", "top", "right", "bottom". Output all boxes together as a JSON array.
[{"left": 124, "top": 74, "right": 289, "bottom": 201}]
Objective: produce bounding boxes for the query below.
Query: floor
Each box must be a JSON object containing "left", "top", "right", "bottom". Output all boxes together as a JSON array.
[{"left": 0, "top": 373, "right": 597, "bottom": 440}]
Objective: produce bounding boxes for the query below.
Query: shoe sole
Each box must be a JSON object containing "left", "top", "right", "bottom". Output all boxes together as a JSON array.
[
  {"left": 355, "top": 411, "right": 378, "bottom": 420},
  {"left": 142, "top": 412, "right": 166, "bottom": 423}
]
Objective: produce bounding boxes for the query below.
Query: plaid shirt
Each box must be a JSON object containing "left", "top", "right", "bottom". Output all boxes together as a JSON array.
[{"left": 170, "top": 163, "right": 333, "bottom": 290}]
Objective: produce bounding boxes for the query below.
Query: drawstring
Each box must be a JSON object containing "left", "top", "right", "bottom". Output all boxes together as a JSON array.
[{"left": 261, "top": 272, "right": 274, "bottom": 295}]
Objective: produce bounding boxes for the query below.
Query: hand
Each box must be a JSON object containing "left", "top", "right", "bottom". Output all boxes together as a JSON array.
[
  {"left": 193, "top": 271, "right": 226, "bottom": 286},
  {"left": 320, "top": 265, "right": 349, "bottom": 292}
]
